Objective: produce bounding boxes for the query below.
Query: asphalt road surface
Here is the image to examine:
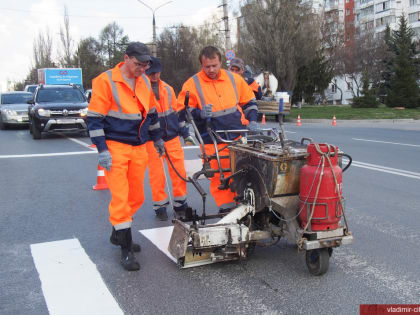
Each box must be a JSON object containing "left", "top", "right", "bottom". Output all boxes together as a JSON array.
[{"left": 1, "top": 120, "right": 419, "bottom": 315}]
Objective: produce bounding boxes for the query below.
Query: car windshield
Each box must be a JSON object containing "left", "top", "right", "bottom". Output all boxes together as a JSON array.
[
  {"left": 36, "top": 88, "right": 85, "bottom": 103},
  {"left": 1, "top": 93, "right": 33, "bottom": 104},
  {"left": 26, "top": 86, "right": 37, "bottom": 93}
]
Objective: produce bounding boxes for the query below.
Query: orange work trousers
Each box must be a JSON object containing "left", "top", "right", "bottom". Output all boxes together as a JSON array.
[
  {"left": 105, "top": 140, "right": 148, "bottom": 229},
  {"left": 146, "top": 137, "right": 187, "bottom": 211},
  {"left": 204, "top": 143, "right": 236, "bottom": 209}
]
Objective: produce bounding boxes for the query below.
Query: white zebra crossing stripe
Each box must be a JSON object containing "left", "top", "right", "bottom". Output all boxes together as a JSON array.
[
  {"left": 140, "top": 226, "right": 176, "bottom": 263},
  {"left": 31, "top": 238, "right": 123, "bottom": 315}
]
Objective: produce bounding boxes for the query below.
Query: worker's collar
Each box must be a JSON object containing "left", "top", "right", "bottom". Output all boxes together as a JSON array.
[
  {"left": 198, "top": 69, "right": 228, "bottom": 82},
  {"left": 112, "top": 62, "right": 145, "bottom": 83}
]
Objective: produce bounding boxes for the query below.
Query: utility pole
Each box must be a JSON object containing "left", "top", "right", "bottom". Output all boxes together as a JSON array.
[
  {"left": 137, "top": 0, "right": 173, "bottom": 57},
  {"left": 222, "top": 0, "right": 231, "bottom": 51},
  {"left": 236, "top": 16, "right": 241, "bottom": 54}
]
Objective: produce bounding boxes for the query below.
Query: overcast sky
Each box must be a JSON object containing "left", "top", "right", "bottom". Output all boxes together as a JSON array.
[{"left": 0, "top": 0, "right": 240, "bottom": 91}]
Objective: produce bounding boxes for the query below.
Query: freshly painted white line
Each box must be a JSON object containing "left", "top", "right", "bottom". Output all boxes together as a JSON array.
[
  {"left": 139, "top": 226, "right": 176, "bottom": 263},
  {"left": 185, "top": 158, "right": 205, "bottom": 179},
  {"left": 353, "top": 138, "right": 420, "bottom": 148},
  {"left": 285, "top": 131, "right": 297, "bottom": 133},
  {"left": 67, "top": 137, "right": 97, "bottom": 150},
  {"left": 0, "top": 151, "right": 97, "bottom": 159},
  {"left": 31, "top": 238, "right": 123, "bottom": 315}
]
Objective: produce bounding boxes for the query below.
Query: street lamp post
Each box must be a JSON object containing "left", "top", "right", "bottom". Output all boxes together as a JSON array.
[{"left": 137, "top": 0, "right": 173, "bottom": 57}]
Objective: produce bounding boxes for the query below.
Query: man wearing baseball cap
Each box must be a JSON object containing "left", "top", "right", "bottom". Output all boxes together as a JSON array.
[
  {"left": 87, "top": 42, "right": 164, "bottom": 271},
  {"left": 145, "top": 56, "right": 194, "bottom": 220},
  {"left": 229, "top": 57, "right": 262, "bottom": 100}
]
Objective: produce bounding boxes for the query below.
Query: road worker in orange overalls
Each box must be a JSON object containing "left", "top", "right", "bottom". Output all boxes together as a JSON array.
[
  {"left": 177, "top": 46, "right": 259, "bottom": 214},
  {"left": 145, "top": 57, "right": 194, "bottom": 221},
  {"left": 87, "top": 42, "right": 164, "bottom": 271},
  {"left": 229, "top": 57, "right": 262, "bottom": 100}
]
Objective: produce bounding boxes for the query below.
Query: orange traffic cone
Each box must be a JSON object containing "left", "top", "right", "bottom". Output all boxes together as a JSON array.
[
  {"left": 332, "top": 115, "right": 337, "bottom": 126},
  {"left": 93, "top": 165, "right": 109, "bottom": 190},
  {"left": 261, "top": 113, "right": 266, "bottom": 125},
  {"left": 296, "top": 114, "right": 302, "bottom": 126}
]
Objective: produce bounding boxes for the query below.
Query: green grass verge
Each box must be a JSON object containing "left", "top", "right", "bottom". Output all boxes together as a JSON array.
[{"left": 283, "top": 104, "right": 420, "bottom": 120}]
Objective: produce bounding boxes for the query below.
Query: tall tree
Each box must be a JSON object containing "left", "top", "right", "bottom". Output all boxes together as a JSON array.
[
  {"left": 157, "top": 25, "right": 200, "bottom": 93},
  {"left": 239, "top": 0, "right": 320, "bottom": 92},
  {"left": 386, "top": 15, "right": 419, "bottom": 108},
  {"left": 73, "top": 37, "right": 105, "bottom": 89},
  {"left": 25, "top": 28, "right": 56, "bottom": 84},
  {"left": 59, "top": 5, "right": 73, "bottom": 67},
  {"left": 98, "top": 22, "right": 130, "bottom": 68}
]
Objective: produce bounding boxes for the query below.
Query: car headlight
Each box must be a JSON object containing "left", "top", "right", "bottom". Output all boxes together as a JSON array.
[
  {"left": 4, "top": 109, "right": 18, "bottom": 116},
  {"left": 80, "top": 108, "right": 88, "bottom": 117},
  {"left": 37, "top": 108, "right": 51, "bottom": 117}
]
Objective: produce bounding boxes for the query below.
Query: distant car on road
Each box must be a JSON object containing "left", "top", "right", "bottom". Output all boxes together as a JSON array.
[
  {"left": 24, "top": 85, "right": 38, "bottom": 94},
  {"left": 28, "top": 85, "right": 89, "bottom": 139},
  {"left": 0, "top": 91, "right": 33, "bottom": 129},
  {"left": 85, "top": 89, "right": 92, "bottom": 102}
]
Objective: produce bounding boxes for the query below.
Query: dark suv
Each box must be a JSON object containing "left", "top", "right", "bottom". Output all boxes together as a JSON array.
[{"left": 28, "top": 85, "right": 89, "bottom": 139}]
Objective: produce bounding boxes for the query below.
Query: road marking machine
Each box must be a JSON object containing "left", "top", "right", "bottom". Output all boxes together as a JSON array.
[{"left": 167, "top": 92, "right": 354, "bottom": 275}]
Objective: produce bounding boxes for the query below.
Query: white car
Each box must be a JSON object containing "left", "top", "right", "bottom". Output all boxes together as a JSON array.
[{"left": 0, "top": 91, "right": 33, "bottom": 129}]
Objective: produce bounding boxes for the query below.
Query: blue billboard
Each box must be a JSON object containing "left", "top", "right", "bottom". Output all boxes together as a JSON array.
[{"left": 38, "top": 68, "right": 83, "bottom": 85}]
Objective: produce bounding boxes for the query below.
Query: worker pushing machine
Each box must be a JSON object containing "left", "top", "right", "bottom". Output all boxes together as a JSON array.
[
  {"left": 229, "top": 57, "right": 262, "bottom": 100},
  {"left": 177, "top": 46, "right": 259, "bottom": 214},
  {"left": 87, "top": 42, "right": 164, "bottom": 271},
  {"left": 145, "top": 56, "right": 193, "bottom": 221}
]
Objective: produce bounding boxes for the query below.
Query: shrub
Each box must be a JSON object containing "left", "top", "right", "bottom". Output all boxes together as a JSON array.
[{"left": 351, "top": 95, "right": 380, "bottom": 108}]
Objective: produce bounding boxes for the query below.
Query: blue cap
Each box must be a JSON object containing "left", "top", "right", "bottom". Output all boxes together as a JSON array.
[{"left": 146, "top": 56, "right": 161, "bottom": 74}]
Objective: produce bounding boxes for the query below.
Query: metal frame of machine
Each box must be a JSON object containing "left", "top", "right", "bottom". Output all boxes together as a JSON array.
[{"left": 167, "top": 92, "right": 354, "bottom": 275}]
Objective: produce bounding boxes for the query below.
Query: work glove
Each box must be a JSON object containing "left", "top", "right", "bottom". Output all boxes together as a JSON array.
[
  {"left": 183, "top": 135, "right": 196, "bottom": 146},
  {"left": 247, "top": 121, "right": 260, "bottom": 132},
  {"left": 98, "top": 150, "right": 112, "bottom": 171},
  {"left": 154, "top": 138, "right": 165, "bottom": 157},
  {"left": 200, "top": 104, "right": 213, "bottom": 119}
]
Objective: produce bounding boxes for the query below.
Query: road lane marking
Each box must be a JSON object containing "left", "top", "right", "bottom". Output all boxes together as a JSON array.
[
  {"left": 344, "top": 159, "right": 420, "bottom": 180},
  {"left": 31, "top": 238, "right": 123, "bottom": 315},
  {"left": 67, "top": 137, "right": 97, "bottom": 150},
  {"left": 353, "top": 138, "right": 420, "bottom": 148},
  {"left": 139, "top": 226, "right": 176, "bottom": 263},
  {"left": 0, "top": 151, "right": 96, "bottom": 159}
]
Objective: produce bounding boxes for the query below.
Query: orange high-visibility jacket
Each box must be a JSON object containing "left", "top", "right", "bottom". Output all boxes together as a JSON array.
[
  {"left": 177, "top": 69, "right": 257, "bottom": 144},
  {"left": 87, "top": 62, "right": 161, "bottom": 152},
  {"left": 245, "top": 77, "right": 263, "bottom": 100},
  {"left": 152, "top": 79, "right": 189, "bottom": 141}
]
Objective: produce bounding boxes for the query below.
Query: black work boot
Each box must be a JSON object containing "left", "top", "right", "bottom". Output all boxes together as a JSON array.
[
  {"left": 110, "top": 227, "right": 141, "bottom": 252},
  {"left": 115, "top": 228, "right": 140, "bottom": 271}
]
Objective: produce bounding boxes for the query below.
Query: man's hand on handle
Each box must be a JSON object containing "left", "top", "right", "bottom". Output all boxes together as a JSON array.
[{"left": 154, "top": 138, "right": 165, "bottom": 157}]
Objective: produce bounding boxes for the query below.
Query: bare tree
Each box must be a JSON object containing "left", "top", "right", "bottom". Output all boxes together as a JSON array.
[
  {"left": 59, "top": 5, "right": 73, "bottom": 67},
  {"left": 239, "top": 0, "right": 321, "bottom": 92},
  {"left": 98, "top": 22, "right": 130, "bottom": 68},
  {"left": 338, "top": 30, "right": 388, "bottom": 97}
]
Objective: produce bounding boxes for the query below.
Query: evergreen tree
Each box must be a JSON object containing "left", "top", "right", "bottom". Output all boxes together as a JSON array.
[
  {"left": 352, "top": 70, "right": 379, "bottom": 108},
  {"left": 386, "top": 16, "right": 419, "bottom": 108}
]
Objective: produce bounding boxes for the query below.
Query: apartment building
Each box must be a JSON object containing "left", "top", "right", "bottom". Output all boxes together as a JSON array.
[{"left": 353, "top": 0, "right": 420, "bottom": 37}]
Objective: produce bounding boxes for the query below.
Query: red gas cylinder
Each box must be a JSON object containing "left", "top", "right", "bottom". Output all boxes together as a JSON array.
[{"left": 299, "top": 143, "right": 343, "bottom": 231}]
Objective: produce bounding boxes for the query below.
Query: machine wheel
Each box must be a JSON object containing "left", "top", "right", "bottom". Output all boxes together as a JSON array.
[
  {"left": 305, "top": 248, "right": 330, "bottom": 276},
  {"left": 31, "top": 122, "right": 42, "bottom": 139}
]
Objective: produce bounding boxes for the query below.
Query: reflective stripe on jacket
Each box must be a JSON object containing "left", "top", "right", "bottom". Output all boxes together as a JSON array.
[
  {"left": 153, "top": 80, "right": 187, "bottom": 141},
  {"left": 177, "top": 69, "right": 257, "bottom": 144},
  {"left": 87, "top": 62, "right": 161, "bottom": 152}
]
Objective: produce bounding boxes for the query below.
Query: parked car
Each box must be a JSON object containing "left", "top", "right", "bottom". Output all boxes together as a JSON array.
[
  {"left": 28, "top": 84, "right": 89, "bottom": 139},
  {"left": 0, "top": 91, "right": 33, "bottom": 129},
  {"left": 24, "top": 84, "right": 38, "bottom": 94}
]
